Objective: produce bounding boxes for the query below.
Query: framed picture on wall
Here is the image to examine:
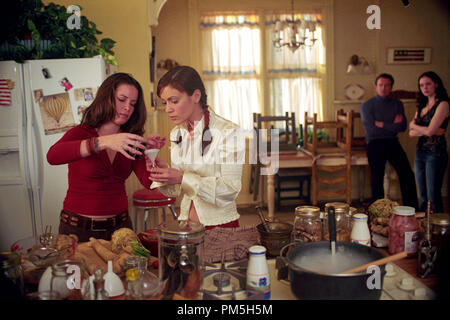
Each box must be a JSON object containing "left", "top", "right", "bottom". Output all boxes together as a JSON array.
[{"left": 386, "top": 47, "right": 432, "bottom": 64}]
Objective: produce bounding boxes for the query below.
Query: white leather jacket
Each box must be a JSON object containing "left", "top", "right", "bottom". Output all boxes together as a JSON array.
[{"left": 156, "top": 108, "right": 244, "bottom": 226}]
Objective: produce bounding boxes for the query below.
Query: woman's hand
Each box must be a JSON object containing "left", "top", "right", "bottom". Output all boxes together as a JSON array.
[
  {"left": 99, "top": 133, "right": 147, "bottom": 160},
  {"left": 148, "top": 167, "right": 183, "bottom": 185},
  {"left": 146, "top": 134, "right": 166, "bottom": 149},
  {"left": 145, "top": 156, "right": 168, "bottom": 171}
]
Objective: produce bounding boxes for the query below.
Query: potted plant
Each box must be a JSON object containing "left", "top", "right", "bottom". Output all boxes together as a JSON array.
[{"left": 0, "top": 0, "right": 117, "bottom": 65}]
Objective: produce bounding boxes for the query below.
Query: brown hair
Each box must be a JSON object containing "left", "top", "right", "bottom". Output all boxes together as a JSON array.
[
  {"left": 156, "top": 66, "right": 208, "bottom": 109},
  {"left": 157, "top": 66, "right": 212, "bottom": 155},
  {"left": 81, "top": 73, "right": 147, "bottom": 135}
]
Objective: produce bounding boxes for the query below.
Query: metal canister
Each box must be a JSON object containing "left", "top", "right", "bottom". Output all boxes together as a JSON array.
[
  {"left": 323, "top": 202, "right": 351, "bottom": 242},
  {"left": 294, "top": 206, "right": 321, "bottom": 242},
  {"left": 158, "top": 220, "right": 205, "bottom": 299},
  {"left": 0, "top": 251, "right": 24, "bottom": 300}
]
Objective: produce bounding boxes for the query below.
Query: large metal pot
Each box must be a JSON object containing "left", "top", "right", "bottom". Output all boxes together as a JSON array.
[{"left": 277, "top": 241, "right": 387, "bottom": 300}]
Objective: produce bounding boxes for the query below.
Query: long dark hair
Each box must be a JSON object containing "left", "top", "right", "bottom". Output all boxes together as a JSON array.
[
  {"left": 157, "top": 66, "right": 212, "bottom": 155},
  {"left": 417, "top": 71, "right": 449, "bottom": 113},
  {"left": 81, "top": 72, "right": 147, "bottom": 135}
]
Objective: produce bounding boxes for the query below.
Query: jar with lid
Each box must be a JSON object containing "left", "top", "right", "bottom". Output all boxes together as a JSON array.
[
  {"left": 38, "top": 258, "right": 90, "bottom": 300},
  {"left": 430, "top": 213, "right": 449, "bottom": 256},
  {"left": 348, "top": 207, "right": 357, "bottom": 229},
  {"left": 388, "top": 206, "right": 419, "bottom": 257},
  {"left": 247, "top": 245, "right": 270, "bottom": 300},
  {"left": 0, "top": 251, "right": 24, "bottom": 300},
  {"left": 158, "top": 220, "right": 205, "bottom": 300},
  {"left": 294, "top": 206, "right": 321, "bottom": 242},
  {"left": 323, "top": 202, "right": 351, "bottom": 242},
  {"left": 350, "top": 213, "right": 371, "bottom": 246}
]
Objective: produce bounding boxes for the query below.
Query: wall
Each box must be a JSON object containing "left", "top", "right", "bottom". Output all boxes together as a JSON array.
[{"left": 45, "top": 0, "right": 155, "bottom": 210}]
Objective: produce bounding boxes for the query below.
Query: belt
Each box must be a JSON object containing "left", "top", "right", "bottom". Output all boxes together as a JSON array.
[{"left": 60, "top": 210, "right": 129, "bottom": 232}]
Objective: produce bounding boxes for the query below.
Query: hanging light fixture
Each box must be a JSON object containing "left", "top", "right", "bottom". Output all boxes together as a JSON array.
[{"left": 272, "top": 0, "right": 317, "bottom": 53}]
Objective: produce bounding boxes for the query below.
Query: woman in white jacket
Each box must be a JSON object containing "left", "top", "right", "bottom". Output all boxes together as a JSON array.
[{"left": 147, "top": 66, "right": 244, "bottom": 229}]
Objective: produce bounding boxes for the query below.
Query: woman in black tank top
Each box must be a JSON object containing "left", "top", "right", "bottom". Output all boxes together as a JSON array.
[{"left": 409, "top": 71, "right": 449, "bottom": 212}]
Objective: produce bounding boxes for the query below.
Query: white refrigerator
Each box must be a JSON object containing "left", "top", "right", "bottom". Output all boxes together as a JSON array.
[{"left": 0, "top": 56, "right": 116, "bottom": 250}]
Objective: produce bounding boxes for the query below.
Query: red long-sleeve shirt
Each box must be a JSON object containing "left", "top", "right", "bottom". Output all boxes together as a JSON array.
[{"left": 47, "top": 125, "right": 151, "bottom": 216}]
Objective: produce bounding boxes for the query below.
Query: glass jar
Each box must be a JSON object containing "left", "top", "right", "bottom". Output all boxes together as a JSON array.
[
  {"left": 39, "top": 259, "right": 90, "bottom": 300},
  {"left": 323, "top": 202, "right": 351, "bottom": 242},
  {"left": 158, "top": 220, "right": 205, "bottom": 300},
  {"left": 350, "top": 213, "right": 371, "bottom": 246},
  {"left": 389, "top": 206, "right": 419, "bottom": 257},
  {"left": 0, "top": 251, "right": 24, "bottom": 300},
  {"left": 430, "top": 213, "right": 449, "bottom": 254},
  {"left": 294, "top": 206, "right": 321, "bottom": 242},
  {"left": 348, "top": 207, "right": 357, "bottom": 229},
  {"left": 126, "top": 257, "right": 161, "bottom": 300}
]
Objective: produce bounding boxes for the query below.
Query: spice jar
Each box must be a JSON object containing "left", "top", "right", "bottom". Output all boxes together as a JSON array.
[
  {"left": 351, "top": 213, "right": 371, "bottom": 246},
  {"left": 158, "top": 220, "right": 205, "bottom": 300},
  {"left": 294, "top": 206, "right": 321, "bottom": 242},
  {"left": 0, "top": 251, "right": 24, "bottom": 300},
  {"left": 323, "top": 202, "right": 351, "bottom": 242},
  {"left": 430, "top": 213, "right": 449, "bottom": 255},
  {"left": 389, "top": 206, "right": 419, "bottom": 257}
]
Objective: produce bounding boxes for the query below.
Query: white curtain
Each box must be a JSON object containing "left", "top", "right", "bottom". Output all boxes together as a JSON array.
[
  {"left": 201, "top": 14, "right": 261, "bottom": 130},
  {"left": 200, "top": 12, "right": 325, "bottom": 130},
  {"left": 266, "top": 13, "right": 325, "bottom": 126}
]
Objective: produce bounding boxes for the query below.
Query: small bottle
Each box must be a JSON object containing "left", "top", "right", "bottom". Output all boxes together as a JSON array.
[
  {"left": 93, "top": 267, "right": 109, "bottom": 300},
  {"left": 246, "top": 245, "right": 270, "bottom": 300},
  {"left": 351, "top": 213, "right": 371, "bottom": 246},
  {"left": 417, "top": 201, "right": 437, "bottom": 278}
]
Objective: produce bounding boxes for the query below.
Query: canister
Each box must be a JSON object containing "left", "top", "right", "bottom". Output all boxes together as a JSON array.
[{"left": 158, "top": 220, "right": 205, "bottom": 299}]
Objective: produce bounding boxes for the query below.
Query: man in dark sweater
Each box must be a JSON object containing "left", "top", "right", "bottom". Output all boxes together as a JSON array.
[{"left": 361, "top": 73, "right": 418, "bottom": 208}]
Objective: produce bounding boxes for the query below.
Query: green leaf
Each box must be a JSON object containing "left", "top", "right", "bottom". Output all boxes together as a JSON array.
[
  {"left": 27, "top": 19, "right": 41, "bottom": 44},
  {"left": 100, "top": 38, "right": 116, "bottom": 52}
]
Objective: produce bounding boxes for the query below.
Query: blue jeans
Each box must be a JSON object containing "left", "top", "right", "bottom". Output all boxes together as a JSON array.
[{"left": 414, "top": 149, "right": 448, "bottom": 213}]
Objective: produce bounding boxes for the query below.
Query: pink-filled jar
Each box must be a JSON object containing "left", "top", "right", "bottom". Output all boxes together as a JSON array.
[{"left": 388, "top": 206, "right": 420, "bottom": 257}]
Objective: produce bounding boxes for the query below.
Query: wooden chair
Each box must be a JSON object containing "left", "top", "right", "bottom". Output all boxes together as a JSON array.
[
  {"left": 336, "top": 109, "right": 367, "bottom": 151},
  {"left": 249, "top": 112, "right": 311, "bottom": 208},
  {"left": 303, "top": 112, "right": 352, "bottom": 205}
]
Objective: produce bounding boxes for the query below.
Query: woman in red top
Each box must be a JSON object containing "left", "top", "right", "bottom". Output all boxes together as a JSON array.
[{"left": 47, "top": 73, "right": 155, "bottom": 242}]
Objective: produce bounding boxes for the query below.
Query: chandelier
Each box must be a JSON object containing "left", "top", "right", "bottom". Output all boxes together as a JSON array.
[{"left": 272, "top": 0, "right": 317, "bottom": 53}]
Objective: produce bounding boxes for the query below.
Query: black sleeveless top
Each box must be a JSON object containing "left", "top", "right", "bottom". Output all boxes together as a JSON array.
[{"left": 416, "top": 100, "right": 449, "bottom": 153}]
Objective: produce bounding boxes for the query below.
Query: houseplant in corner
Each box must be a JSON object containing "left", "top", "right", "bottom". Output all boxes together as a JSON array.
[{"left": 0, "top": 0, "right": 118, "bottom": 65}]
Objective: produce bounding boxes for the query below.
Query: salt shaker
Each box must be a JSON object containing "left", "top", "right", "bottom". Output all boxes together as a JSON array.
[
  {"left": 351, "top": 213, "right": 371, "bottom": 246},
  {"left": 246, "top": 245, "right": 270, "bottom": 300}
]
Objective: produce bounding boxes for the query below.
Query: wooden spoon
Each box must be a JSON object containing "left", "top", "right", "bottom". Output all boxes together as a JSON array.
[{"left": 342, "top": 251, "right": 407, "bottom": 274}]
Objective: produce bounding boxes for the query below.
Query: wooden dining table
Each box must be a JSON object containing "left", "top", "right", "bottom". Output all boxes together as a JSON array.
[{"left": 260, "top": 149, "right": 369, "bottom": 220}]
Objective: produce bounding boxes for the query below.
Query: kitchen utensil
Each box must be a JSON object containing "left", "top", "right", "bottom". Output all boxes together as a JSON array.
[
  {"left": 256, "top": 222, "right": 293, "bottom": 257},
  {"left": 144, "top": 149, "right": 160, "bottom": 167},
  {"left": 103, "top": 260, "right": 125, "bottom": 297},
  {"left": 341, "top": 251, "right": 407, "bottom": 274},
  {"left": 277, "top": 241, "right": 387, "bottom": 300},
  {"left": 255, "top": 206, "right": 270, "bottom": 232},
  {"left": 328, "top": 206, "right": 337, "bottom": 255}
]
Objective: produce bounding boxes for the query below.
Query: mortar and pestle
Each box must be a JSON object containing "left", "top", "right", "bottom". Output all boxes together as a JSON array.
[{"left": 255, "top": 206, "right": 293, "bottom": 256}]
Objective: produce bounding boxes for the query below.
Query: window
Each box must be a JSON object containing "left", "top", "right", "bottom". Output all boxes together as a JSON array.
[{"left": 200, "top": 12, "right": 325, "bottom": 130}]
